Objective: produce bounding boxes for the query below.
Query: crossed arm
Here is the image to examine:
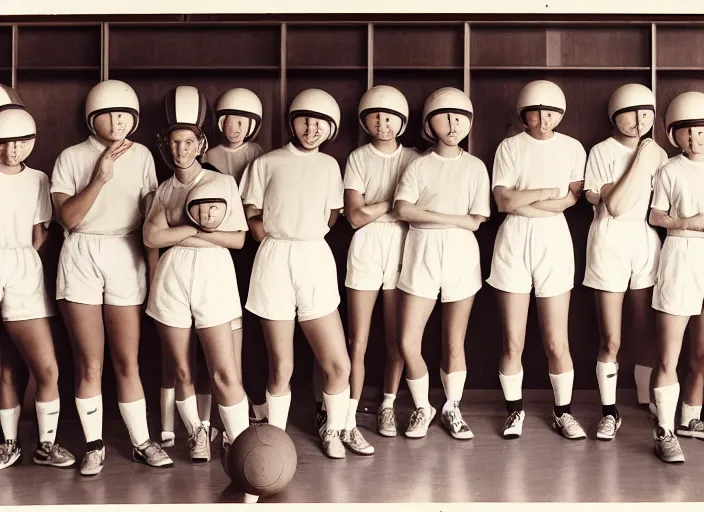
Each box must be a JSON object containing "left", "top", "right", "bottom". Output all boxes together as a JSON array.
[
  {"left": 393, "top": 199, "right": 487, "bottom": 231},
  {"left": 493, "top": 181, "right": 583, "bottom": 218}
]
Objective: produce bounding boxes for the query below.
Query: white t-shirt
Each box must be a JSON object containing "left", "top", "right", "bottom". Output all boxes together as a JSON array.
[
  {"left": 492, "top": 131, "right": 587, "bottom": 198},
  {"left": 50, "top": 137, "right": 158, "bottom": 236},
  {"left": 394, "top": 150, "right": 491, "bottom": 229},
  {"left": 651, "top": 154, "right": 704, "bottom": 220},
  {"left": 241, "top": 143, "right": 344, "bottom": 241},
  {"left": 343, "top": 143, "right": 419, "bottom": 223},
  {"left": 0, "top": 165, "right": 52, "bottom": 248},
  {"left": 585, "top": 137, "right": 669, "bottom": 222},
  {"left": 203, "top": 142, "right": 264, "bottom": 186}
]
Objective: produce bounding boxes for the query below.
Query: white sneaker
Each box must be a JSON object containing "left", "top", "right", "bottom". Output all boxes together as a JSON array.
[
  {"left": 321, "top": 429, "right": 345, "bottom": 459},
  {"left": 596, "top": 415, "right": 622, "bottom": 441},
  {"left": 405, "top": 406, "right": 436, "bottom": 439},
  {"left": 503, "top": 410, "right": 525, "bottom": 439},
  {"left": 552, "top": 412, "right": 587, "bottom": 440}
]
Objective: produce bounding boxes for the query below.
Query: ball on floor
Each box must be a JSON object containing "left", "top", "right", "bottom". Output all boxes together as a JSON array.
[{"left": 227, "top": 424, "right": 297, "bottom": 497}]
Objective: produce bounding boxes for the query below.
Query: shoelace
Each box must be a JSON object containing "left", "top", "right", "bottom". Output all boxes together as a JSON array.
[
  {"left": 561, "top": 414, "right": 582, "bottom": 432},
  {"left": 409, "top": 409, "right": 427, "bottom": 429},
  {"left": 600, "top": 416, "right": 616, "bottom": 432},
  {"left": 379, "top": 408, "right": 395, "bottom": 427},
  {"left": 506, "top": 411, "right": 521, "bottom": 428},
  {"left": 194, "top": 427, "right": 208, "bottom": 451},
  {"left": 85, "top": 450, "right": 103, "bottom": 465},
  {"left": 446, "top": 408, "right": 466, "bottom": 432},
  {"left": 322, "top": 430, "right": 340, "bottom": 444}
]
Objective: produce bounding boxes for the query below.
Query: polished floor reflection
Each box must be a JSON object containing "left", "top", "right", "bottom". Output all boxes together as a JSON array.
[{"left": 1, "top": 389, "right": 702, "bottom": 504}]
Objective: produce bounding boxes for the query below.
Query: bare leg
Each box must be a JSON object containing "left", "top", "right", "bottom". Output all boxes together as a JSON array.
[
  {"left": 381, "top": 288, "right": 404, "bottom": 396},
  {"left": 346, "top": 289, "right": 378, "bottom": 402},
  {"left": 678, "top": 313, "right": 704, "bottom": 437},
  {"left": 260, "top": 319, "right": 295, "bottom": 431},
  {"left": 629, "top": 287, "right": 656, "bottom": 405}
]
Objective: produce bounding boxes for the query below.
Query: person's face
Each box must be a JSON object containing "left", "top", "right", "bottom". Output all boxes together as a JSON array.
[
  {"left": 364, "top": 111, "right": 402, "bottom": 142},
  {"left": 428, "top": 112, "right": 471, "bottom": 147},
  {"left": 93, "top": 111, "right": 134, "bottom": 141},
  {"left": 222, "top": 114, "right": 251, "bottom": 146},
  {"left": 614, "top": 109, "right": 654, "bottom": 138},
  {"left": 524, "top": 109, "right": 563, "bottom": 133},
  {"left": 674, "top": 125, "right": 704, "bottom": 156},
  {"left": 0, "top": 138, "right": 35, "bottom": 166},
  {"left": 189, "top": 201, "right": 226, "bottom": 231},
  {"left": 292, "top": 116, "right": 331, "bottom": 150},
  {"left": 169, "top": 129, "right": 203, "bottom": 169}
]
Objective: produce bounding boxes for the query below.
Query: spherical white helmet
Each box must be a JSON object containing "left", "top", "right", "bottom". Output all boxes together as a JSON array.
[
  {"left": 421, "top": 87, "right": 474, "bottom": 142},
  {"left": 288, "top": 88, "right": 341, "bottom": 142},
  {"left": 215, "top": 88, "right": 263, "bottom": 140},
  {"left": 608, "top": 84, "right": 655, "bottom": 125},
  {"left": 516, "top": 80, "right": 566, "bottom": 126},
  {"left": 358, "top": 85, "right": 409, "bottom": 136},
  {"left": 665, "top": 91, "right": 704, "bottom": 147},
  {"left": 0, "top": 108, "right": 36, "bottom": 143},
  {"left": 0, "top": 84, "right": 25, "bottom": 112},
  {"left": 85, "top": 80, "right": 140, "bottom": 136}
]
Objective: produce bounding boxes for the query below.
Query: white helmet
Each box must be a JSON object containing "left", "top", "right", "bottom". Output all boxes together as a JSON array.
[
  {"left": 422, "top": 87, "right": 474, "bottom": 142},
  {"left": 608, "top": 84, "right": 655, "bottom": 125},
  {"left": 0, "top": 84, "right": 25, "bottom": 111},
  {"left": 516, "top": 80, "right": 566, "bottom": 126},
  {"left": 288, "top": 89, "right": 341, "bottom": 142},
  {"left": 665, "top": 91, "right": 704, "bottom": 147},
  {"left": 0, "top": 108, "right": 36, "bottom": 143},
  {"left": 185, "top": 173, "right": 231, "bottom": 232},
  {"left": 85, "top": 80, "right": 140, "bottom": 136},
  {"left": 358, "top": 85, "right": 409, "bottom": 136},
  {"left": 158, "top": 85, "right": 210, "bottom": 168},
  {"left": 215, "top": 88, "right": 263, "bottom": 140}
]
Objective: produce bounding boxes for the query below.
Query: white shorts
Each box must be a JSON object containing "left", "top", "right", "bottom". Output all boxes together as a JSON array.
[
  {"left": 345, "top": 221, "right": 407, "bottom": 291},
  {"left": 0, "top": 247, "right": 54, "bottom": 321},
  {"left": 487, "top": 214, "right": 574, "bottom": 298},
  {"left": 246, "top": 237, "right": 340, "bottom": 322},
  {"left": 652, "top": 236, "right": 704, "bottom": 317},
  {"left": 583, "top": 217, "right": 661, "bottom": 293},
  {"left": 397, "top": 227, "right": 482, "bottom": 303},
  {"left": 57, "top": 232, "right": 146, "bottom": 306},
  {"left": 147, "top": 246, "right": 242, "bottom": 329}
]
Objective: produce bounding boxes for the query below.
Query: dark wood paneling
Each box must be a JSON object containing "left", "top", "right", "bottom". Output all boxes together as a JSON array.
[
  {"left": 0, "top": 27, "right": 12, "bottom": 69},
  {"left": 548, "top": 27, "right": 650, "bottom": 67},
  {"left": 657, "top": 27, "right": 704, "bottom": 69},
  {"left": 374, "top": 26, "right": 464, "bottom": 68},
  {"left": 17, "top": 26, "right": 101, "bottom": 69},
  {"left": 470, "top": 27, "right": 546, "bottom": 67},
  {"left": 287, "top": 26, "right": 366, "bottom": 68}
]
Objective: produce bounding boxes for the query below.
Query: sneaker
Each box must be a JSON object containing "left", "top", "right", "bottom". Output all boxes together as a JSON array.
[
  {"left": 441, "top": 402, "right": 474, "bottom": 440},
  {"left": 503, "top": 410, "right": 525, "bottom": 439},
  {"left": 316, "top": 405, "right": 328, "bottom": 439},
  {"left": 160, "top": 431, "right": 175, "bottom": 448},
  {"left": 188, "top": 425, "right": 211, "bottom": 463},
  {"left": 676, "top": 419, "right": 704, "bottom": 440},
  {"left": 654, "top": 426, "right": 685, "bottom": 463},
  {"left": 321, "top": 429, "right": 345, "bottom": 459},
  {"left": 377, "top": 407, "right": 397, "bottom": 437},
  {"left": 405, "top": 406, "right": 436, "bottom": 439},
  {"left": 596, "top": 415, "right": 622, "bottom": 441},
  {"left": 33, "top": 442, "right": 76, "bottom": 467},
  {"left": 133, "top": 440, "right": 173, "bottom": 468},
  {"left": 552, "top": 412, "right": 587, "bottom": 440},
  {"left": 0, "top": 440, "right": 21, "bottom": 470},
  {"left": 80, "top": 446, "right": 105, "bottom": 476},
  {"left": 202, "top": 421, "right": 220, "bottom": 443},
  {"left": 221, "top": 431, "right": 232, "bottom": 478},
  {"left": 341, "top": 427, "right": 374, "bottom": 455}
]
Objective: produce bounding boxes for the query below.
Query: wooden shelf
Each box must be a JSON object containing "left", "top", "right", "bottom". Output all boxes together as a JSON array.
[
  {"left": 471, "top": 66, "right": 650, "bottom": 71},
  {"left": 18, "top": 66, "right": 100, "bottom": 71},
  {"left": 657, "top": 67, "right": 704, "bottom": 71},
  {"left": 287, "top": 66, "right": 366, "bottom": 71},
  {"left": 375, "top": 65, "right": 463, "bottom": 71},
  {"left": 109, "top": 65, "right": 280, "bottom": 72}
]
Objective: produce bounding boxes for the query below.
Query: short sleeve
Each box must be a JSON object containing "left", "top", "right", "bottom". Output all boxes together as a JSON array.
[
  {"left": 34, "top": 172, "right": 53, "bottom": 226},
  {"left": 222, "top": 176, "right": 249, "bottom": 232},
  {"left": 570, "top": 142, "right": 587, "bottom": 183},
  {"left": 651, "top": 167, "right": 672, "bottom": 212},
  {"left": 326, "top": 160, "right": 344, "bottom": 210},
  {"left": 394, "top": 161, "right": 422, "bottom": 205},
  {"left": 468, "top": 161, "right": 491, "bottom": 218},
  {"left": 49, "top": 150, "right": 76, "bottom": 197},
  {"left": 343, "top": 151, "right": 366, "bottom": 193},
  {"left": 141, "top": 150, "right": 159, "bottom": 200},
  {"left": 241, "top": 157, "right": 266, "bottom": 209},
  {"left": 583, "top": 146, "right": 611, "bottom": 194},
  {"left": 492, "top": 139, "right": 519, "bottom": 190}
]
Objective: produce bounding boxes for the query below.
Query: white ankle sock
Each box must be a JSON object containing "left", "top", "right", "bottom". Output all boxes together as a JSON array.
[
  {"left": 197, "top": 393, "right": 212, "bottom": 423},
  {"left": 345, "top": 399, "right": 359, "bottom": 430},
  {"left": 380, "top": 393, "right": 396, "bottom": 410},
  {"left": 680, "top": 402, "right": 702, "bottom": 427},
  {"left": 323, "top": 386, "right": 350, "bottom": 431},
  {"left": 499, "top": 369, "right": 523, "bottom": 402},
  {"left": 252, "top": 403, "right": 268, "bottom": 421},
  {"left": 406, "top": 373, "right": 431, "bottom": 410},
  {"left": 266, "top": 389, "right": 292, "bottom": 430},
  {"left": 440, "top": 369, "right": 466, "bottom": 412},
  {"left": 75, "top": 395, "right": 103, "bottom": 442},
  {"left": 160, "top": 388, "right": 175, "bottom": 432},
  {"left": 654, "top": 382, "right": 680, "bottom": 433},
  {"left": 219, "top": 397, "right": 250, "bottom": 442},
  {"left": 634, "top": 365, "right": 653, "bottom": 405},
  {"left": 0, "top": 405, "right": 21, "bottom": 440},
  {"left": 596, "top": 361, "right": 618, "bottom": 406},
  {"left": 549, "top": 369, "right": 574, "bottom": 407},
  {"left": 118, "top": 399, "right": 150, "bottom": 446},
  {"left": 176, "top": 395, "right": 202, "bottom": 436},
  {"left": 36, "top": 399, "right": 60, "bottom": 444}
]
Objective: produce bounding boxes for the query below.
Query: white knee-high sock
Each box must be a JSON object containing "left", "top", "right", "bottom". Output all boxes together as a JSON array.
[
  {"left": 323, "top": 386, "right": 350, "bottom": 431},
  {"left": 218, "top": 397, "right": 250, "bottom": 442},
  {"left": 680, "top": 402, "right": 702, "bottom": 427},
  {"left": 440, "top": 369, "right": 466, "bottom": 413},
  {"left": 345, "top": 399, "right": 358, "bottom": 430},
  {"left": 176, "top": 395, "right": 202, "bottom": 436},
  {"left": 380, "top": 393, "right": 396, "bottom": 410},
  {"left": 499, "top": 369, "right": 523, "bottom": 402},
  {"left": 118, "top": 399, "right": 150, "bottom": 447},
  {"left": 406, "top": 373, "right": 431, "bottom": 410},
  {"left": 36, "top": 398, "right": 60, "bottom": 444},
  {"left": 0, "top": 405, "right": 21, "bottom": 440},
  {"left": 160, "top": 388, "right": 175, "bottom": 432},
  {"left": 75, "top": 395, "right": 103, "bottom": 443},
  {"left": 654, "top": 383, "right": 680, "bottom": 433},
  {"left": 197, "top": 393, "right": 212, "bottom": 424},
  {"left": 634, "top": 365, "right": 653, "bottom": 405},
  {"left": 549, "top": 369, "right": 574, "bottom": 407},
  {"left": 596, "top": 361, "right": 618, "bottom": 406},
  {"left": 266, "top": 389, "right": 292, "bottom": 431}
]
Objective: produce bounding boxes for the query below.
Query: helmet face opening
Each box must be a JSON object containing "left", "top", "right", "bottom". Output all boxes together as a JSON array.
[
  {"left": 158, "top": 124, "right": 208, "bottom": 171},
  {"left": 217, "top": 109, "right": 262, "bottom": 141},
  {"left": 288, "top": 111, "right": 337, "bottom": 146},
  {"left": 359, "top": 107, "right": 408, "bottom": 137}
]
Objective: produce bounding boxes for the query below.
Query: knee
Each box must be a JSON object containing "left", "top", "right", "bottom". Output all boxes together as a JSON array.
[
  {"left": 270, "top": 359, "right": 294, "bottom": 386},
  {"left": 443, "top": 341, "right": 466, "bottom": 362},
  {"left": 113, "top": 357, "right": 140, "bottom": 381},
  {"left": 78, "top": 361, "right": 103, "bottom": 384},
  {"left": 503, "top": 337, "right": 524, "bottom": 359},
  {"left": 0, "top": 365, "right": 16, "bottom": 387},
  {"left": 34, "top": 362, "right": 59, "bottom": 388},
  {"left": 174, "top": 364, "right": 193, "bottom": 387},
  {"left": 600, "top": 337, "right": 621, "bottom": 358},
  {"left": 322, "top": 357, "right": 351, "bottom": 383},
  {"left": 544, "top": 338, "right": 569, "bottom": 362},
  {"left": 211, "top": 367, "right": 238, "bottom": 394}
]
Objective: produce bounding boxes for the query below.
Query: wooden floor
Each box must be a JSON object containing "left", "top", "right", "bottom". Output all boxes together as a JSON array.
[{"left": 2, "top": 388, "right": 703, "bottom": 504}]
